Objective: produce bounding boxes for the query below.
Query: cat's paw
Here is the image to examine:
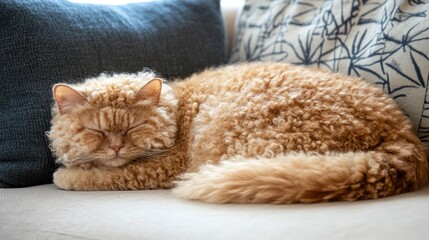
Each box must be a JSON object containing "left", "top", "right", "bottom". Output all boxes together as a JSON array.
[{"left": 53, "top": 167, "right": 86, "bottom": 190}]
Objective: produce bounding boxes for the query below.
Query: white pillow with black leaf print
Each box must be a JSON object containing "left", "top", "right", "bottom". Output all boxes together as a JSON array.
[{"left": 231, "top": 0, "right": 429, "bottom": 148}]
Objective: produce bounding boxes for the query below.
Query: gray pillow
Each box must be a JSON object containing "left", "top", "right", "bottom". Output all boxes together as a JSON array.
[{"left": 0, "top": 0, "right": 227, "bottom": 187}]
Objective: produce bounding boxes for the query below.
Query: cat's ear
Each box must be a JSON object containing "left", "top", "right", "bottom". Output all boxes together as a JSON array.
[
  {"left": 53, "top": 84, "right": 87, "bottom": 114},
  {"left": 136, "top": 78, "right": 163, "bottom": 104}
]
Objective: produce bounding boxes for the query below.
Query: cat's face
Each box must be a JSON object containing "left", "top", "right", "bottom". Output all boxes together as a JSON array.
[{"left": 49, "top": 76, "right": 177, "bottom": 168}]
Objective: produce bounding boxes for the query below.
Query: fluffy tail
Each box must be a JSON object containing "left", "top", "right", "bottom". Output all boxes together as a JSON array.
[{"left": 173, "top": 142, "right": 428, "bottom": 204}]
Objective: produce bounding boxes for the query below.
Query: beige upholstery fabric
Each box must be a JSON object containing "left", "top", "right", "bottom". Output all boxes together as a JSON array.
[
  {"left": 1, "top": 184, "right": 429, "bottom": 240},
  {"left": 221, "top": 0, "right": 243, "bottom": 54}
]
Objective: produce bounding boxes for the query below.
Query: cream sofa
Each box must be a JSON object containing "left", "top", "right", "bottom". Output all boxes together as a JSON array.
[
  {"left": 1, "top": 2, "right": 429, "bottom": 240},
  {"left": 1, "top": 184, "right": 429, "bottom": 240}
]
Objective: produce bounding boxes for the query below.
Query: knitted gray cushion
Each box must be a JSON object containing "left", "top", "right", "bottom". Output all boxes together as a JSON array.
[{"left": 0, "top": 0, "right": 226, "bottom": 187}]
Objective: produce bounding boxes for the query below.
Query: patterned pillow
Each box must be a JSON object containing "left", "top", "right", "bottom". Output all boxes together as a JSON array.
[{"left": 231, "top": 0, "right": 429, "bottom": 148}]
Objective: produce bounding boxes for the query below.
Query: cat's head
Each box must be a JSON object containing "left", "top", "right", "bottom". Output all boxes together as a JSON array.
[{"left": 48, "top": 72, "right": 177, "bottom": 168}]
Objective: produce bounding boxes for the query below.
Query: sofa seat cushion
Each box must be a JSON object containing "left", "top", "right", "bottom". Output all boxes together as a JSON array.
[{"left": 1, "top": 184, "right": 429, "bottom": 239}]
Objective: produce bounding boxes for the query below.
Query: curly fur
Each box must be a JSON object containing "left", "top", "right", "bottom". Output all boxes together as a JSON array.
[{"left": 49, "top": 62, "right": 429, "bottom": 204}]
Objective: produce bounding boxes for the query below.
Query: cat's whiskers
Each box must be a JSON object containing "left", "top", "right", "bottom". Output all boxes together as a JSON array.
[
  {"left": 132, "top": 143, "right": 182, "bottom": 161},
  {"left": 69, "top": 152, "right": 107, "bottom": 165},
  {"left": 69, "top": 145, "right": 179, "bottom": 165}
]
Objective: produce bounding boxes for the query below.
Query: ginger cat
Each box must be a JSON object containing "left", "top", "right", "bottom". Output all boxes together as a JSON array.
[{"left": 48, "top": 62, "right": 428, "bottom": 203}]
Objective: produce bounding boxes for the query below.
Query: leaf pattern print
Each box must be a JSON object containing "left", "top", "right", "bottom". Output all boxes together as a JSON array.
[{"left": 231, "top": 0, "right": 429, "bottom": 146}]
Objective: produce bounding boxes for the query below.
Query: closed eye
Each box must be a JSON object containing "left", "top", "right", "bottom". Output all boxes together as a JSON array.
[
  {"left": 86, "top": 128, "right": 105, "bottom": 136},
  {"left": 123, "top": 121, "right": 147, "bottom": 135}
]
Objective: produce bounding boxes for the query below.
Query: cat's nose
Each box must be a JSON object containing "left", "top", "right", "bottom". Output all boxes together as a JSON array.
[{"left": 110, "top": 145, "right": 123, "bottom": 153}]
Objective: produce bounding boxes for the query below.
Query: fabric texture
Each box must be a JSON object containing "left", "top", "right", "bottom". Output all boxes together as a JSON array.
[
  {"left": 1, "top": 184, "right": 429, "bottom": 239},
  {"left": 231, "top": 0, "right": 429, "bottom": 148},
  {"left": 0, "top": 0, "right": 226, "bottom": 187}
]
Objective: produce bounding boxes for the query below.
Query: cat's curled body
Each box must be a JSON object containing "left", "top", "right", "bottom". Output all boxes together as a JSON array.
[{"left": 49, "top": 62, "right": 428, "bottom": 203}]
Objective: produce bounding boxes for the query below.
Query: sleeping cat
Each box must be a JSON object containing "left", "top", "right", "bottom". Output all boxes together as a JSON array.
[{"left": 48, "top": 62, "right": 428, "bottom": 203}]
